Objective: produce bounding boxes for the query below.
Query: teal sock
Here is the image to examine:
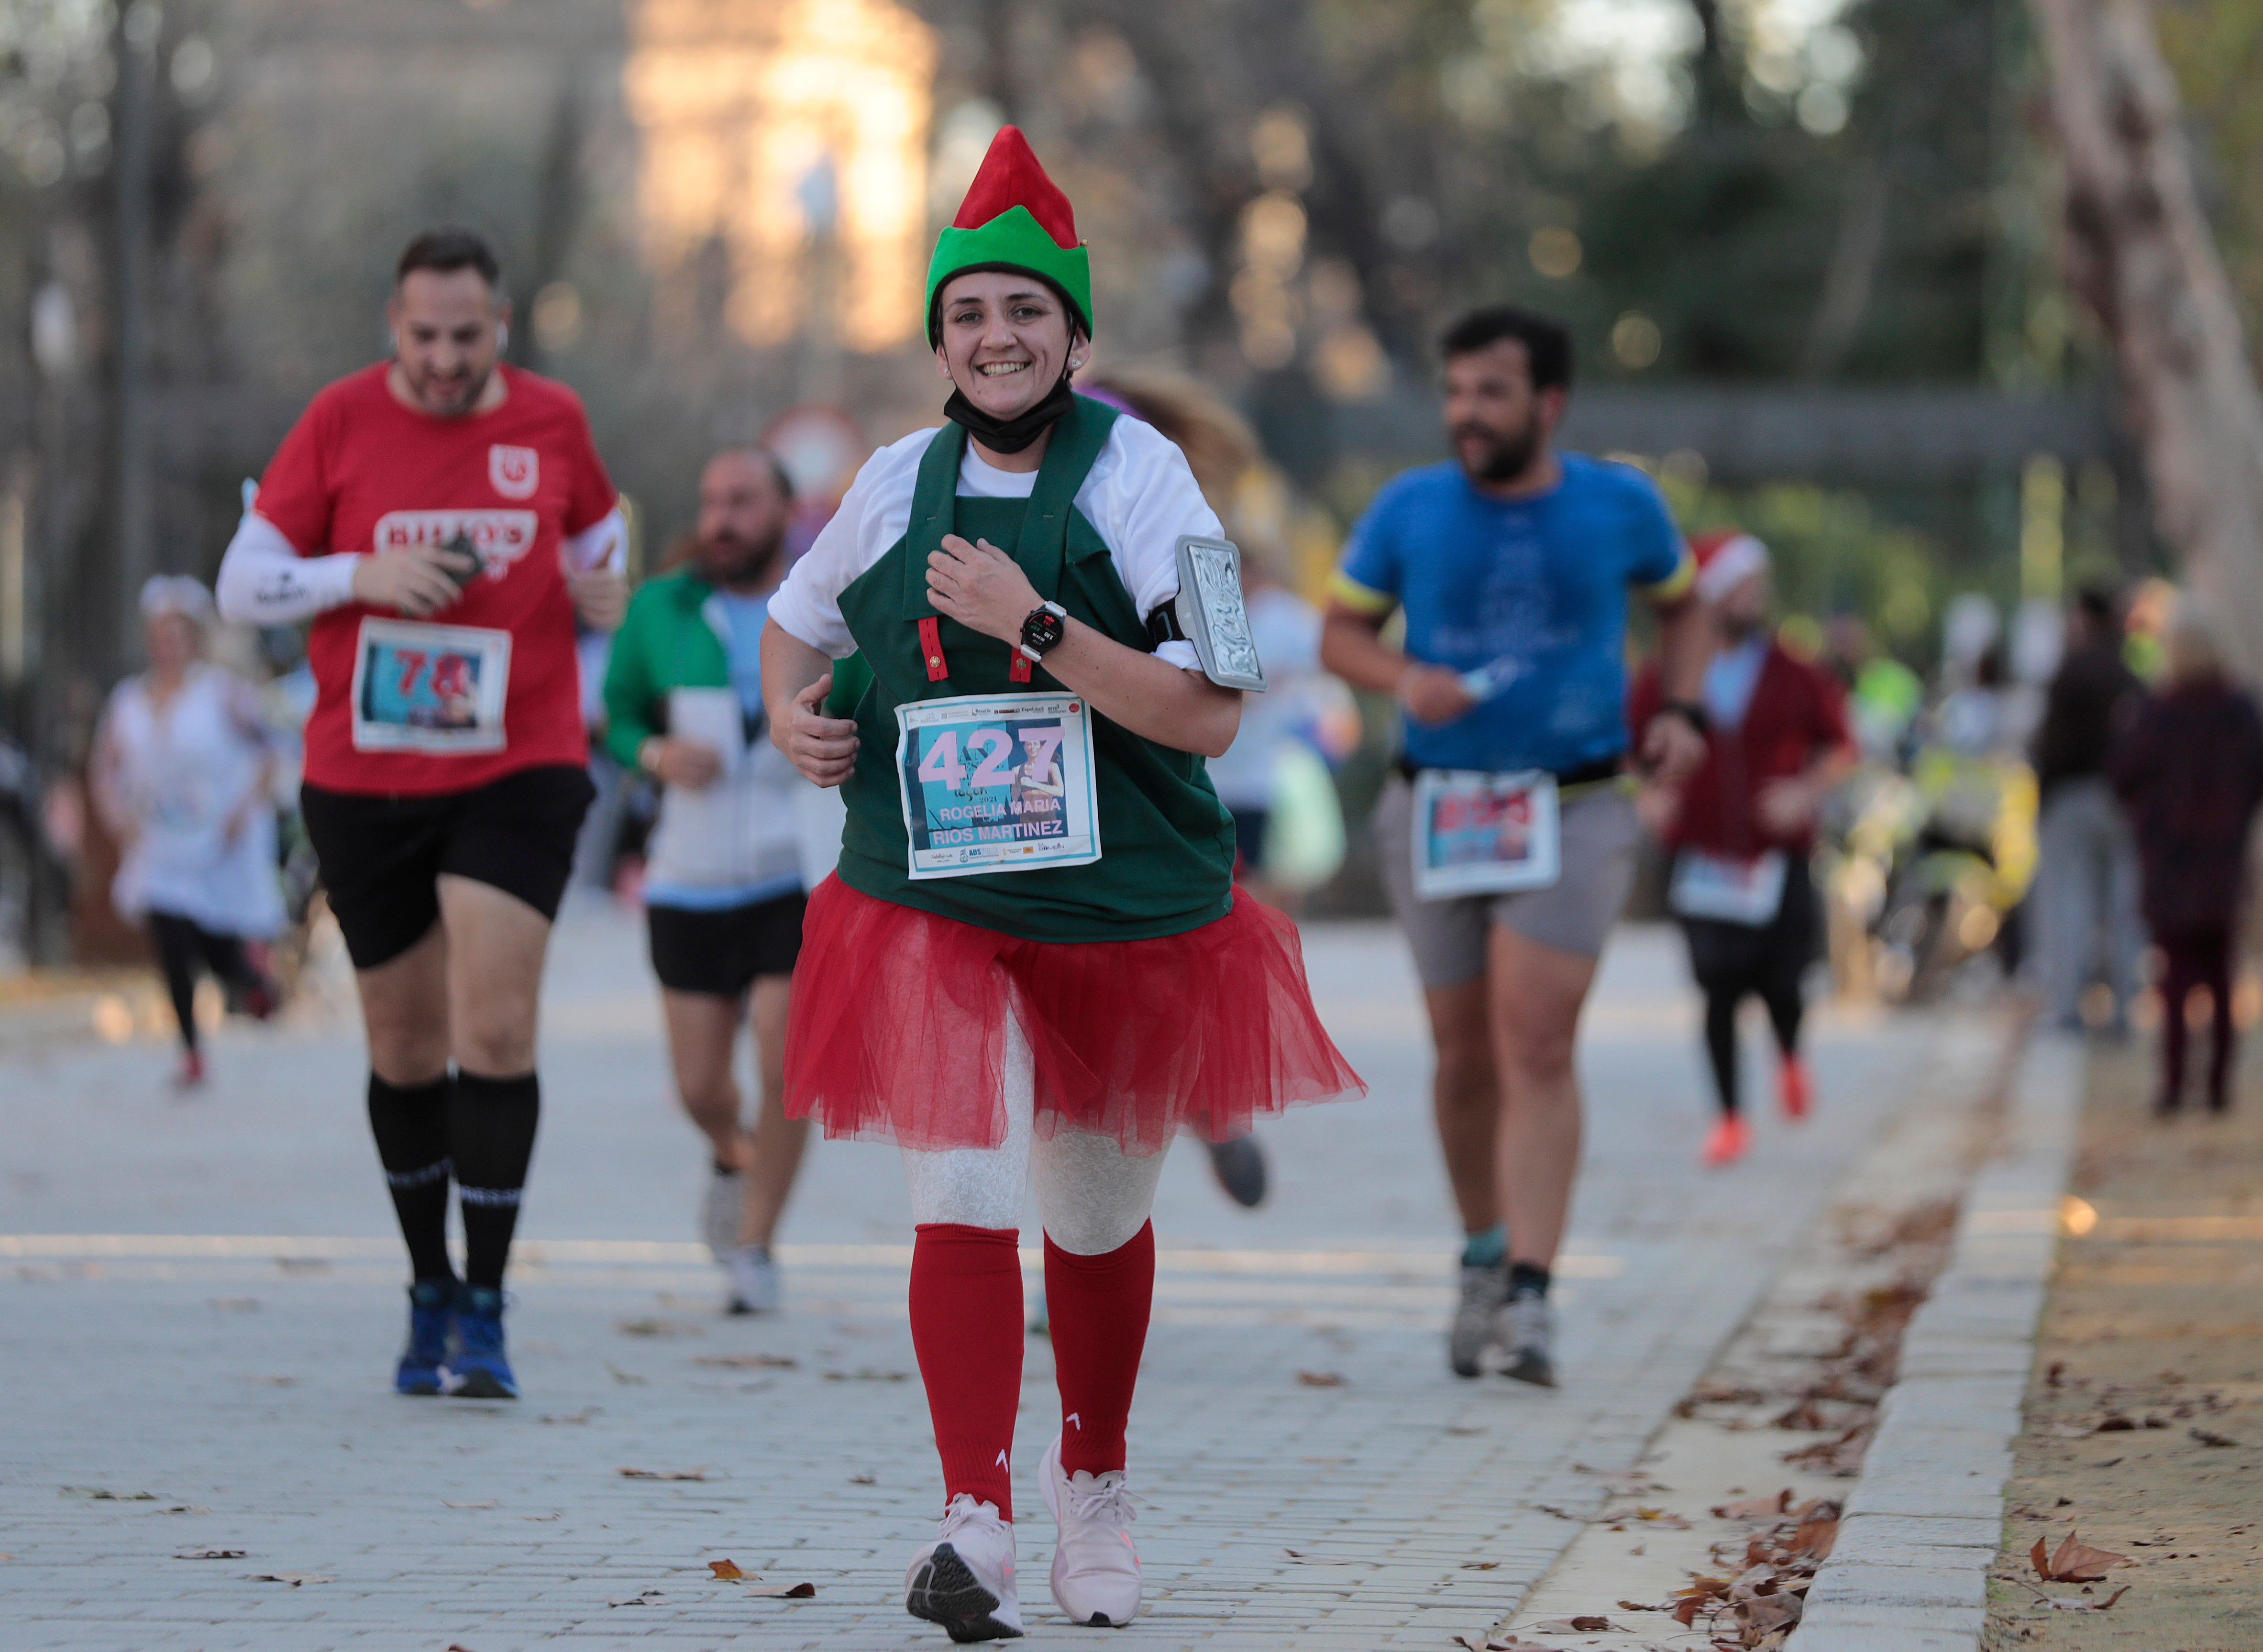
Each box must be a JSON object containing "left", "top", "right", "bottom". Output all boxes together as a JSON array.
[{"left": 1460, "top": 1225, "right": 1506, "bottom": 1269}]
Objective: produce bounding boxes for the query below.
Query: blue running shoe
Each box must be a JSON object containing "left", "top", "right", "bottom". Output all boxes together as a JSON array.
[
  {"left": 449, "top": 1283, "right": 518, "bottom": 1399},
  {"left": 395, "top": 1280, "right": 455, "bottom": 1396}
]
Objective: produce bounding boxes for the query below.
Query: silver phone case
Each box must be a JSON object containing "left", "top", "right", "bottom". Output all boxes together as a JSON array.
[{"left": 1171, "top": 535, "right": 1267, "bottom": 692}]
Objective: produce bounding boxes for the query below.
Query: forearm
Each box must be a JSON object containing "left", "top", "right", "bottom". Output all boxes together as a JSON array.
[
  {"left": 600, "top": 640, "right": 657, "bottom": 771},
  {"left": 761, "top": 620, "right": 833, "bottom": 750},
  {"left": 1035, "top": 620, "right": 1240, "bottom": 758},
  {"left": 1319, "top": 608, "right": 1408, "bottom": 695},
  {"left": 1653, "top": 597, "right": 1711, "bottom": 704},
  {"left": 215, "top": 515, "right": 359, "bottom": 625}
]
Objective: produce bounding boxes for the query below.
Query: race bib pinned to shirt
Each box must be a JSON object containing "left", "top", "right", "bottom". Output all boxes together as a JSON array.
[
  {"left": 1412, "top": 769, "right": 1561, "bottom": 900},
  {"left": 349, "top": 618, "right": 510, "bottom": 754},
  {"left": 895, "top": 692, "right": 1100, "bottom": 880},
  {"left": 1669, "top": 848, "right": 1787, "bottom": 926}
]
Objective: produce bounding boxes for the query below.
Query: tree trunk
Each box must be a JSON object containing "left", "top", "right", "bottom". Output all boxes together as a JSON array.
[{"left": 2029, "top": 0, "right": 2263, "bottom": 675}]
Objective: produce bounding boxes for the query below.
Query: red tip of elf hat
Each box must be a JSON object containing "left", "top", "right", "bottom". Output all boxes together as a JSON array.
[
  {"left": 1689, "top": 529, "right": 1770, "bottom": 604},
  {"left": 953, "top": 126, "right": 1078, "bottom": 247}
]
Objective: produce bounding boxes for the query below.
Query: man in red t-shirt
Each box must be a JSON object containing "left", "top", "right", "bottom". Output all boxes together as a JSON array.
[
  {"left": 1630, "top": 531, "right": 1855, "bottom": 1168},
  {"left": 216, "top": 226, "right": 627, "bottom": 1399}
]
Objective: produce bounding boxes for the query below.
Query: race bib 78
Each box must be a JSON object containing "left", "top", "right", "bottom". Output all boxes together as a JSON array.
[{"left": 349, "top": 617, "right": 511, "bottom": 754}]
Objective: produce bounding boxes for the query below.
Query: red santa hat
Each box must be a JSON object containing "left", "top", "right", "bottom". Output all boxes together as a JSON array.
[{"left": 1690, "top": 529, "right": 1770, "bottom": 604}]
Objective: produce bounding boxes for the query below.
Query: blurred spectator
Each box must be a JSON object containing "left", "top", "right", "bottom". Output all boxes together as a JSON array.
[
  {"left": 2109, "top": 603, "right": 2263, "bottom": 1114},
  {"left": 2031, "top": 584, "right": 2143, "bottom": 1034},
  {"left": 1824, "top": 613, "right": 1921, "bottom": 762},
  {"left": 91, "top": 578, "right": 284, "bottom": 1090}
]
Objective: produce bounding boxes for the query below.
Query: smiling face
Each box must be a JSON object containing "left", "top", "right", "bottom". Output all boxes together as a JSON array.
[
  {"left": 933, "top": 270, "right": 1087, "bottom": 421},
  {"left": 388, "top": 266, "right": 508, "bottom": 418}
]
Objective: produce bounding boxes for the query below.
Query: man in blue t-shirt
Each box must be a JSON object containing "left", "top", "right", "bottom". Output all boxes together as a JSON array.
[{"left": 1322, "top": 305, "right": 1710, "bottom": 1389}]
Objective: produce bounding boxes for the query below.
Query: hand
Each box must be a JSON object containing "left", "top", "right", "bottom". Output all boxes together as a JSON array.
[
  {"left": 650, "top": 737, "right": 724, "bottom": 792},
  {"left": 567, "top": 566, "right": 628, "bottom": 632},
  {"left": 1633, "top": 780, "right": 1682, "bottom": 838},
  {"left": 349, "top": 541, "right": 475, "bottom": 617},
  {"left": 1398, "top": 662, "right": 1477, "bottom": 727},
  {"left": 926, "top": 535, "right": 1041, "bottom": 644},
  {"left": 1640, "top": 710, "right": 1708, "bottom": 782},
  {"left": 1756, "top": 775, "right": 1821, "bottom": 835},
  {"left": 778, "top": 672, "right": 858, "bottom": 788}
]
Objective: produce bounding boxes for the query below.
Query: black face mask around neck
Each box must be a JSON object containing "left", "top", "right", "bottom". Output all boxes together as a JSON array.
[{"left": 945, "top": 368, "right": 1076, "bottom": 454}]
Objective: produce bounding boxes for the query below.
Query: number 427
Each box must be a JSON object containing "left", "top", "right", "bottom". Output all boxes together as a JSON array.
[{"left": 917, "top": 727, "right": 1062, "bottom": 788}]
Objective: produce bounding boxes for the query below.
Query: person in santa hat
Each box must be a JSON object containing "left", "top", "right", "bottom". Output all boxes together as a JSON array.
[
  {"left": 1631, "top": 529, "right": 1856, "bottom": 1167},
  {"left": 760, "top": 126, "right": 1361, "bottom": 1641}
]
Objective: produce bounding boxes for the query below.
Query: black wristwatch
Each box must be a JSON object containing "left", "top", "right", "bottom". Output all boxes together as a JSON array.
[
  {"left": 1659, "top": 698, "right": 1711, "bottom": 736},
  {"left": 1018, "top": 601, "right": 1069, "bottom": 663}
]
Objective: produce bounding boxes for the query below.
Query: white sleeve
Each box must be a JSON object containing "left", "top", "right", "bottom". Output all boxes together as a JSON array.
[
  {"left": 768, "top": 430, "right": 933, "bottom": 659},
  {"left": 564, "top": 505, "right": 628, "bottom": 573},
  {"left": 1077, "top": 419, "right": 1220, "bottom": 672},
  {"left": 214, "top": 513, "right": 360, "bottom": 625}
]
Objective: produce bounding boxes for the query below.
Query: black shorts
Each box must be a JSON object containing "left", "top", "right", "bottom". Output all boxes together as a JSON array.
[
  {"left": 647, "top": 891, "right": 806, "bottom": 998},
  {"left": 301, "top": 764, "right": 596, "bottom": 970}
]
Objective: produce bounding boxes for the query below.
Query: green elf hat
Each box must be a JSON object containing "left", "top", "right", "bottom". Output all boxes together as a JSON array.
[{"left": 925, "top": 125, "right": 1093, "bottom": 346}]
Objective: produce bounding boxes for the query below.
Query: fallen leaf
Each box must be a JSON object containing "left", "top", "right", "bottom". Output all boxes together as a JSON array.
[
  {"left": 618, "top": 1466, "right": 710, "bottom": 1481},
  {"left": 1461, "top": 1560, "right": 1501, "bottom": 1570},
  {"left": 1789, "top": 1502, "right": 1841, "bottom": 1560},
  {"left": 2191, "top": 1428, "right": 2242, "bottom": 1448},
  {"left": 2046, "top": 1585, "right": 2132, "bottom": 1611},
  {"left": 245, "top": 1572, "right": 331, "bottom": 1586},
  {"left": 1618, "top": 1598, "right": 1670, "bottom": 1612},
  {"left": 849, "top": 1472, "right": 876, "bottom": 1485},
  {"left": 1631, "top": 1508, "right": 1691, "bottom": 1529},
  {"left": 1296, "top": 1370, "right": 1346, "bottom": 1387},
  {"left": 174, "top": 1548, "right": 246, "bottom": 1560},
  {"left": 708, "top": 1559, "right": 746, "bottom": 1579},
  {"left": 1712, "top": 1489, "right": 1792, "bottom": 1521},
  {"left": 2031, "top": 1531, "right": 2131, "bottom": 1583},
  {"left": 692, "top": 1353, "right": 799, "bottom": 1369},
  {"left": 442, "top": 1500, "right": 496, "bottom": 1509},
  {"left": 2095, "top": 1412, "right": 2136, "bottom": 1432},
  {"left": 1533, "top": 1617, "right": 1618, "bottom": 1632},
  {"left": 747, "top": 1582, "right": 817, "bottom": 1597},
  {"left": 1532, "top": 1505, "right": 1581, "bottom": 1520},
  {"left": 61, "top": 1487, "right": 157, "bottom": 1501},
  {"left": 606, "top": 1589, "right": 664, "bottom": 1607},
  {"left": 156, "top": 1505, "right": 209, "bottom": 1515},
  {"left": 1282, "top": 1549, "right": 1359, "bottom": 1564}
]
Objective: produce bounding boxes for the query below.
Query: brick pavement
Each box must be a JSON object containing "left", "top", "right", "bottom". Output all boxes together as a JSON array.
[{"left": 2, "top": 905, "right": 1930, "bottom": 1650}]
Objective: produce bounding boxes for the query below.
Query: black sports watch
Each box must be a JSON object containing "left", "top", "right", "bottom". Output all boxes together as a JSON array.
[
  {"left": 1018, "top": 601, "right": 1069, "bottom": 663},
  {"left": 1659, "top": 698, "right": 1711, "bottom": 736}
]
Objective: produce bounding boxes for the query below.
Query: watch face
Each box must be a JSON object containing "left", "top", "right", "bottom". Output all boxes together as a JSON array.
[{"left": 1023, "top": 607, "right": 1065, "bottom": 654}]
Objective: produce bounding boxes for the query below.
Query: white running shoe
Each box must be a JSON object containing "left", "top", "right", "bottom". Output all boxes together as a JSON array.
[
  {"left": 1497, "top": 1292, "right": 1557, "bottom": 1388},
  {"left": 699, "top": 1163, "right": 744, "bottom": 1258},
  {"left": 905, "top": 1494, "right": 1023, "bottom": 1642},
  {"left": 1038, "top": 1432, "right": 1141, "bottom": 1627},
  {"left": 721, "top": 1243, "right": 780, "bottom": 1314}
]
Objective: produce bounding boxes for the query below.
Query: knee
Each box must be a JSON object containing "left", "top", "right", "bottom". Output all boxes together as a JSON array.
[
  {"left": 1501, "top": 1024, "right": 1578, "bottom": 1085},
  {"left": 366, "top": 1019, "right": 450, "bottom": 1087},
  {"left": 453, "top": 1009, "right": 536, "bottom": 1078},
  {"left": 1432, "top": 1032, "right": 1496, "bottom": 1104}
]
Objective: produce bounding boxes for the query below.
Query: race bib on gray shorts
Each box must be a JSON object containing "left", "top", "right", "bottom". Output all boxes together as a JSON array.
[{"left": 1374, "top": 774, "right": 1639, "bottom": 986}]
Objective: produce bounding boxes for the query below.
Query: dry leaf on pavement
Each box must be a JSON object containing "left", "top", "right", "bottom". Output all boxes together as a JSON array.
[
  {"left": 708, "top": 1559, "right": 747, "bottom": 1580},
  {"left": 2190, "top": 1427, "right": 2242, "bottom": 1448},
  {"left": 174, "top": 1548, "right": 246, "bottom": 1560},
  {"left": 244, "top": 1572, "right": 331, "bottom": 1586},
  {"left": 747, "top": 1582, "right": 817, "bottom": 1597},
  {"left": 2047, "top": 1586, "right": 2131, "bottom": 1610},
  {"left": 1533, "top": 1616, "right": 1618, "bottom": 1632},
  {"left": 1296, "top": 1370, "right": 1346, "bottom": 1387},
  {"left": 618, "top": 1466, "right": 710, "bottom": 1481},
  {"left": 2031, "top": 1531, "right": 2131, "bottom": 1582},
  {"left": 692, "top": 1353, "right": 799, "bottom": 1369},
  {"left": 1712, "top": 1489, "right": 1792, "bottom": 1521}
]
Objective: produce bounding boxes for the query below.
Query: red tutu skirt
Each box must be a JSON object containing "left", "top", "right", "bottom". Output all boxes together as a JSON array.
[{"left": 784, "top": 876, "right": 1364, "bottom": 1154}]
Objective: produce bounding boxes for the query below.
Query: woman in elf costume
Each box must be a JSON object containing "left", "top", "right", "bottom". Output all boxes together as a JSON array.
[{"left": 761, "top": 128, "right": 1360, "bottom": 1641}]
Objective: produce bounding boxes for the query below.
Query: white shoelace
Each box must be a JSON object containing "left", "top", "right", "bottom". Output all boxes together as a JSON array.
[
  {"left": 1064, "top": 1474, "right": 1137, "bottom": 1529},
  {"left": 939, "top": 1494, "right": 1006, "bottom": 1540}
]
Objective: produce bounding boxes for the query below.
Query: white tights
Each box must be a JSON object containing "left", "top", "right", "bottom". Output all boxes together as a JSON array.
[{"left": 901, "top": 1014, "right": 1166, "bottom": 1256}]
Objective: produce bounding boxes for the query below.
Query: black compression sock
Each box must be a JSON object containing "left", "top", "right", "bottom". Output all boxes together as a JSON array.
[
  {"left": 1508, "top": 1260, "right": 1552, "bottom": 1300},
  {"left": 367, "top": 1074, "right": 456, "bottom": 1283},
  {"left": 451, "top": 1070, "right": 540, "bottom": 1290}
]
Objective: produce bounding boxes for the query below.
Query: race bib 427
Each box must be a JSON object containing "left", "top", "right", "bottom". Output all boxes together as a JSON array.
[{"left": 895, "top": 693, "right": 1101, "bottom": 880}]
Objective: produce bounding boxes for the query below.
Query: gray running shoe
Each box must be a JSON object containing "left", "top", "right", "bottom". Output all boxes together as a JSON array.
[
  {"left": 1204, "top": 1135, "right": 1269, "bottom": 1208},
  {"left": 723, "top": 1244, "right": 781, "bottom": 1314},
  {"left": 1448, "top": 1261, "right": 1507, "bottom": 1378},
  {"left": 700, "top": 1164, "right": 745, "bottom": 1258},
  {"left": 1498, "top": 1292, "right": 1557, "bottom": 1388}
]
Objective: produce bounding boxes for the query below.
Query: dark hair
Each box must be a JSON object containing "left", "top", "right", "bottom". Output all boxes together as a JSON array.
[
  {"left": 396, "top": 225, "right": 502, "bottom": 289},
  {"left": 1440, "top": 305, "right": 1573, "bottom": 392},
  {"left": 2075, "top": 583, "right": 2117, "bottom": 625}
]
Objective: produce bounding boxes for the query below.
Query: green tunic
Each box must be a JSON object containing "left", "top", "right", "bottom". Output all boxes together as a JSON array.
[{"left": 830, "top": 396, "right": 1235, "bottom": 942}]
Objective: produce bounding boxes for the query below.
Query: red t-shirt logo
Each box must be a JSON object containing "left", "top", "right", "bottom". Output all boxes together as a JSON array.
[{"left": 489, "top": 443, "right": 539, "bottom": 500}]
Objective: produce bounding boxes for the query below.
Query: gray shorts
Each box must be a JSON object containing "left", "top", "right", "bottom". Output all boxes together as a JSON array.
[{"left": 1374, "top": 773, "right": 1640, "bottom": 987}]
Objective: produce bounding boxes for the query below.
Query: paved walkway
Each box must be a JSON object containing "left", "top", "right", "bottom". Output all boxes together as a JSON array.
[{"left": 3, "top": 902, "right": 1930, "bottom": 1650}]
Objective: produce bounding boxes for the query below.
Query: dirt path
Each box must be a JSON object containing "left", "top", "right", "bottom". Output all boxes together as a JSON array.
[{"left": 1983, "top": 1040, "right": 2263, "bottom": 1650}]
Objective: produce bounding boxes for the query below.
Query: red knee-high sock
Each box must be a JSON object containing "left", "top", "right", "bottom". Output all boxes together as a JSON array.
[
  {"left": 1045, "top": 1221, "right": 1155, "bottom": 1476},
  {"left": 909, "top": 1223, "right": 1025, "bottom": 1520}
]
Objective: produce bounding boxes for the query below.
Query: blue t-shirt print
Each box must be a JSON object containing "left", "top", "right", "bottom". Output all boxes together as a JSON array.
[{"left": 1333, "top": 452, "right": 1689, "bottom": 774}]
